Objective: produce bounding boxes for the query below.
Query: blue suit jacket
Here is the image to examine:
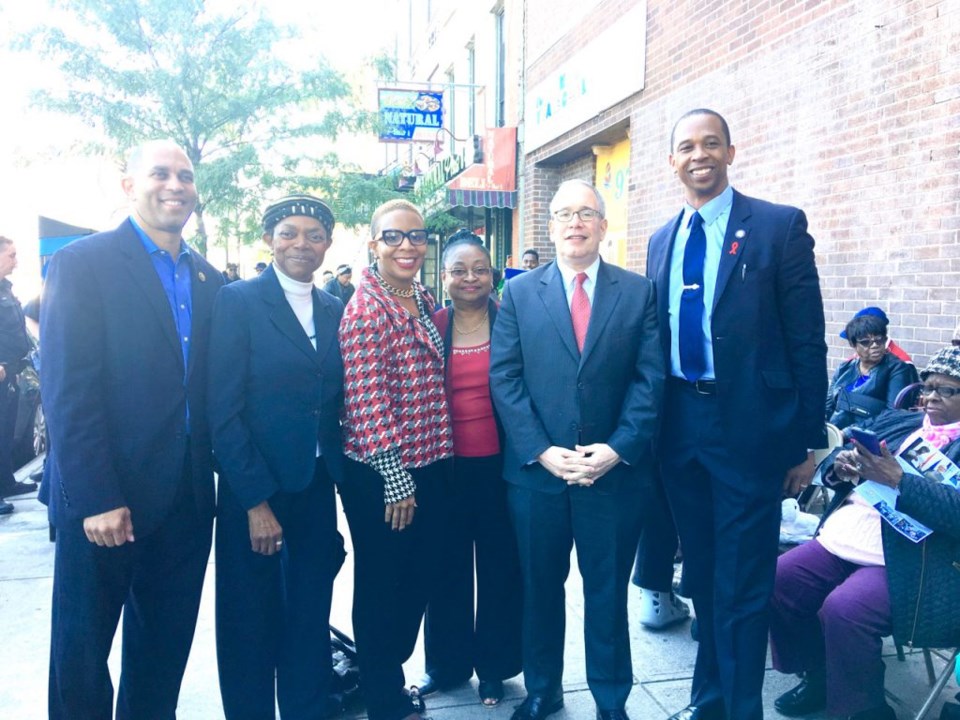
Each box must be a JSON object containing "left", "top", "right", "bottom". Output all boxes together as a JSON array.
[
  {"left": 40, "top": 219, "right": 223, "bottom": 536},
  {"left": 647, "top": 189, "right": 828, "bottom": 471},
  {"left": 207, "top": 265, "right": 345, "bottom": 511},
  {"left": 490, "top": 259, "right": 664, "bottom": 493}
]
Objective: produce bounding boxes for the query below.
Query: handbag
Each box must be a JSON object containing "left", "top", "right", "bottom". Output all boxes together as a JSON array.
[{"left": 835, "top": 388, "right": 888, "bottom": 419}]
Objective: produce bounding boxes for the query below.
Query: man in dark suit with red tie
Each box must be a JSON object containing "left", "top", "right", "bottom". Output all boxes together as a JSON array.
[
  {"left": 41, "top": 140, "right": 223, "bottom": 719},
  {"left": 647, "top": 109, "right": 827, "bottom": 720},
  {"left": 491, "top": 180, "right": 664, "bottom": 720}
]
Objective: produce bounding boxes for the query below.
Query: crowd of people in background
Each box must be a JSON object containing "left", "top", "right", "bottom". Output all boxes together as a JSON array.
[{"left": 2, "top": 108, "right": 960, "bottom": 720}]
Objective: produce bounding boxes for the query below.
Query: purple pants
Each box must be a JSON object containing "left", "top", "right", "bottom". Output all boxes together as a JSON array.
[{"left": 769, "top": 539, "right": 892, "bottom": 717}]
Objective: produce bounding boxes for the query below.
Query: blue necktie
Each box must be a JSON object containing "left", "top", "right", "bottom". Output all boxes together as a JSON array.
[{"left": 679, "top": 211, "right": 707, "bottom": 381}]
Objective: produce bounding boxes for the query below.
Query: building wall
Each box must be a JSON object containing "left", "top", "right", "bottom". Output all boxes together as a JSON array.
[{"left": 522, "top": 0, "right": 959, "bottom": 367}]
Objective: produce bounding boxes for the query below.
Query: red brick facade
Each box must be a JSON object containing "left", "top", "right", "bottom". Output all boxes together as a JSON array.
[{"left": 519, "top": 0, "right": 959, "bottom": 367}]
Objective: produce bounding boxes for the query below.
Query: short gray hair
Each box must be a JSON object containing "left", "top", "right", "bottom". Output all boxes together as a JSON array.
[{"left": 549, "top": 179, "right": 606, "bottom": 218}]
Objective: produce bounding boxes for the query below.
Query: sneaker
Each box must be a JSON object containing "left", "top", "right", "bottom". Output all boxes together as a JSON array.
[
  {"left": 638, "top": 588, "right": 691, "bottom": 629},
  {"left": 0, "top": 498, "right": 13, "bottom": 515}
]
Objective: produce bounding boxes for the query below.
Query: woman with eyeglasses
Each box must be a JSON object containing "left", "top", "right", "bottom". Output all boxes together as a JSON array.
[
  {"left": 770, "top": 345, "right": 960, "bottom": 720},
  {"left": 825, "top": 310, "right": 918, "bottom": 430},
  {"left": 338, "top": 199, "right": 453, "bottom": 720},
  {"left": 411, "top": 231, "right": 522, "bottom": 707}
]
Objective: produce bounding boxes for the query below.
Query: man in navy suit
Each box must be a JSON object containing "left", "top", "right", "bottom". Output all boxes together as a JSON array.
[
  {"left": 41, "top": 140, "right": 223, "bottom": 719},
  {"left": 647, "top": 109, "right": 827, "bottom": 720},
  {"left": 208, "top": 195, "right": 345, "bottom": 719},
  {"left": 491, "top": 180, "right": 664, "bottom": 720}
]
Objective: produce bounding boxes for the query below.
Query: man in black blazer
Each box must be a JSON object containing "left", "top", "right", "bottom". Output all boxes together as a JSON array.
[
  {"left": 491, "top": 180, "right": 664, "bottom": 720},
  {"left": 208, "top": 195, "right": 345, "bottom": 719},
  {"left": 41, "top": 140, "right": 224, "bottom": 719},
  {"left": 647, "top": 109, "right": 827, "bottom": 720}
]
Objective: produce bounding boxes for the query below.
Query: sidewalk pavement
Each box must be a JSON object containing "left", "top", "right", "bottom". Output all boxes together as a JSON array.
[{"left": 1, "top": 454, "right": 955, "bottom": 719}]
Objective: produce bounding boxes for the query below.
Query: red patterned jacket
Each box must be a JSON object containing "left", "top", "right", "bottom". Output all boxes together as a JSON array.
[{"left": 339, "top": 267, "right": 453, "bottom": 499}]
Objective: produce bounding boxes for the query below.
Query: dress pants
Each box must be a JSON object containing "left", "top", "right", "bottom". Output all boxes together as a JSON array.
[
  {"left": 338, "top": 458, "right": 448, "bottom": 720},
  {"left": 0, "top": 378, "right": 19, "bottom": 488},
  {"left": 423, "top": 454, "right": 522, "bottom": 685},
  {"left": 660, "top": 382, "right": 783, "bottom": 720},
  {"left": 48, "top": 458, "right": 211, "bottom": 720},
  {"left": 216, "top": 461, "right": 340, "bottom": 720},
  {"left": 507, "top": 475, "right": 643, "bottom": 711},
  {"left": 632, "top": 471, "right": 680, "bottom": 592},
  {"left": 769, "top": 539, "right": 892, "bottom": 717}
]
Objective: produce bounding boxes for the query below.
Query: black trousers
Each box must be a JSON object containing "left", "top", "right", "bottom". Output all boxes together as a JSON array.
[
  {"left": 48, "top": 459, "right": 211, "bottom": 720},
  {"left": 215, "top": 462, "right": 340, "bottom": 720},
  {"left": 632, "top": 471, "right": 680, "bottom": 592},
  {"left": 423, "top": 454, "right": 522, "bottom": 684},
  {"left": 508, "top": 477, "right": 644, "bottom": 711},
  {"left": 0, "top": 378, "right": 19, "bottom": 489},
  {"left": 338, "top": 458, "right": 449, "bottom": 720},
  {"left": 660, "top": 383, "right": 783, "bottom": 720}
]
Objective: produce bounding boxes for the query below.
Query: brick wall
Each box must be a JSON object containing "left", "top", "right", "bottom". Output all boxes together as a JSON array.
[{"left": 522, "top": 0, "right": 960, "bottom": 369}]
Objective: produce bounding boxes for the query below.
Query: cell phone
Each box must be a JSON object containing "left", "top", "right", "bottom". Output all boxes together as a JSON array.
[{"left": 846, "top": 427, "right": 883, "bottom": 456}]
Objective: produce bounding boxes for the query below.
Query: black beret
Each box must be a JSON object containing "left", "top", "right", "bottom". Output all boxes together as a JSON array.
[{"left": 262, "top": 194, "right": 335, "bottom": 235}]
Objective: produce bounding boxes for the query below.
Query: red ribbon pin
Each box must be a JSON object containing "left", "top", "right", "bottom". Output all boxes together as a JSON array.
[{"left": 728, "top": 241, "right": 739, "bottom": 255}]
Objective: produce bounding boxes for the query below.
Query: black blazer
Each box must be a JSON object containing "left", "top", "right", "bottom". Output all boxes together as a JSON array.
[
  {"left": 207, "top": 264, "right": 345, "bottom": 511},
  {"left": 490, "top": 259, "right": 664, "bottom": 493},
  {"left": 40, "top": 219, "right": 223, "bottom": 535},
  {"left": 647, "top": 189, "right": 828, "bottom": 471}
]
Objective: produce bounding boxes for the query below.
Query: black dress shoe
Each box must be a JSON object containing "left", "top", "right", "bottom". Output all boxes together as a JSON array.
[
  {"left": 0, "top": 498, "right": 13, "bottom": 515},
  {"left": 597, "top": 709, "right": 630, "bottom": 720},
  {"left": 666, "top": 704, "right": 725, "bottom": 720},
  {"left": 0, "top": 479, "right": 36, "bottom": 497},
  {"left": 511, "top": 693, "right": 564, "bottom": 720},
  {"left": 774, "top": 673, "right": 827, "bottom": 716},
  {"left": 410, "top": 672, "right": 470, "bottom": 697}
]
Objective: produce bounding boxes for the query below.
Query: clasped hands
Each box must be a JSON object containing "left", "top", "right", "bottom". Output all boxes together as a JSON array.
[{"left": 538, "top": 443, "right": 620, "bottom": 485}]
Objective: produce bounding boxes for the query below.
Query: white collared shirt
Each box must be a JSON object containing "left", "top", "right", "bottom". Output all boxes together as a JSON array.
[{"left": 556, "top": 256, "right": 600, "bottom": 309}]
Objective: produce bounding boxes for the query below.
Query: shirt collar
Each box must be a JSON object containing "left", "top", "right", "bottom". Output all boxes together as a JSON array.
[
  {"left": 129, "top": 217, "right": 190, "bottom": 258},
  {"left": 556, "top": 255, "right": 600, "bottom": 288},
  {"left": 274, "top": 264, "right": 315, "bottom": 296},
  {"left": 682, "top": 184, "right": 734, "bottom": 228}
]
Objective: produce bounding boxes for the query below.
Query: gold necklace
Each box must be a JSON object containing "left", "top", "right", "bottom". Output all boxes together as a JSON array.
[
  {"left": 373, "top": 267, "right": 416, "bottom": 298},
  {"left": 453, "top": 309, "right": 489, "bottom": 335}
]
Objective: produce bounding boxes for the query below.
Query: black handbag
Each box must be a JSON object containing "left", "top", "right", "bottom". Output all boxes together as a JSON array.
[{"left": 835, "top": 388, "right": 888, "bottom": 419}]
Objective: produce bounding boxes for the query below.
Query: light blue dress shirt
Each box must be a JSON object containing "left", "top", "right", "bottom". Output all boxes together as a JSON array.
[
  {"left": 667, "top": 185, "right": 734, "bottom": 380},
  {"left": 556, "top": 256, "right": 600, "bottom": 308}
]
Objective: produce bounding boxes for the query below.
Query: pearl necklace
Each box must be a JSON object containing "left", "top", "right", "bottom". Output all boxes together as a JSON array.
[{"left": 453, "top": 309, "right": 489, "bottom": 335}]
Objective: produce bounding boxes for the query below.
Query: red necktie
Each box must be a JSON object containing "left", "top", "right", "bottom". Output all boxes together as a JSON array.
[{"left": 571, "top": 271, "right": 590, "bottom": 352}]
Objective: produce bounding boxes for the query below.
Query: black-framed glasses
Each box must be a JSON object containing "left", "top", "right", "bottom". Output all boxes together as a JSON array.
[
  {"left": 919, "top": 385, "right": 960, "bottom": 399},
  {"left": 447, "top": 267, "right": 492, "bottom": 280},
  {"left": 854, "top": 336, "right": 887, "bottom": 348},
  {"left": 552, "top": 208, "right": 602, "bottom": 223},
  {"left": 379, "top": 229, "right": 429, "bottom": 246}
]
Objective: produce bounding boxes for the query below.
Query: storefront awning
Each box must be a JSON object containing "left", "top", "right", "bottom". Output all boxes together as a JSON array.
[
  {"left": 447, "top": 188, "right": 517, "bottom": 209},
  {"left": 446, "top": 127, "right": 517, "bottom": 210}
]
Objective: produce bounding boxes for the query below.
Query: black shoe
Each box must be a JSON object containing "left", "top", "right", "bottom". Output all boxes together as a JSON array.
[
  {"left": 511, "top": 693, "right": 564, "bottom": 720},
  {"left": 29, "top": 467, "right": 43, "bottom": 483},
  {"left": 597, "top": 710, "right": 630, "bottom": 720},
  {"left": 410, "top": 672, "right": 470, "bottom": 698},
  {"left": 478, "top": 679, "right": 504, "bottom": 706},
  {"left": 666, "top": 704, "right": 725, "bottom": 720},
  {"left": 0, "top": 498, "right": 13, "bottom": 515},
  {"left": 774, "top": 672, "right": 827, "bottom": 717},
  {"left": 0, "top": 479, "right": 37, "bottom": 497}
]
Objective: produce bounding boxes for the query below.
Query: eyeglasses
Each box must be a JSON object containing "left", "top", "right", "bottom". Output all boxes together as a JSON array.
[
  {"left": 379, "top": 229, "right": 429, "bottom": 246},
  {"left": 919, "top": 385, "right": 960, "bottom": 399},
  {"left": 854, "top": 336, "right": 887, "bottom": 348},
  {"left": 552, "top": 208, "right": 602, "bottom": 223},
  {"left": 447, "top": 267, "right": 491, "bottom": 280}
]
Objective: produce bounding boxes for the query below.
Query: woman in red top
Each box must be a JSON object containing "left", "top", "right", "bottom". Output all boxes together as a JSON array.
[
  {"left": 413, "top": 231, "right": 522, "bottom": 707},
  {"left": 338, "top": 199, "right": 453, "bottom": 720}
]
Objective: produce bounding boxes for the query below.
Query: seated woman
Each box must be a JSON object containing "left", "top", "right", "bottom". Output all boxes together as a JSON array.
[
  {"left": 769, "top": 345, "right": 960, "bottom": 720},
  {"left": 825, "top": 311, "right": 918, "bottom": 429}
]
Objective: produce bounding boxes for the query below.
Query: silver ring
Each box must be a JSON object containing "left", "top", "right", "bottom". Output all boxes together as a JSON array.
[
  {"left": 855, "top": 463, "right": 863, "bottom": 472},
  {"left": 275, "top": 540, "right": 283, "bottom": 547}
]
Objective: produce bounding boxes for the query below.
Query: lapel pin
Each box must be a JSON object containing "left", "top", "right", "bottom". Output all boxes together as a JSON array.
[
  {"left": 735, "top": 229, "right": 746, "bottom": 239},
  {"left": 729, "top": 242, "right": 740, "bottom": 255},
  {"left": 198, "top": 271, "right": 206, "bottom": 282}
]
